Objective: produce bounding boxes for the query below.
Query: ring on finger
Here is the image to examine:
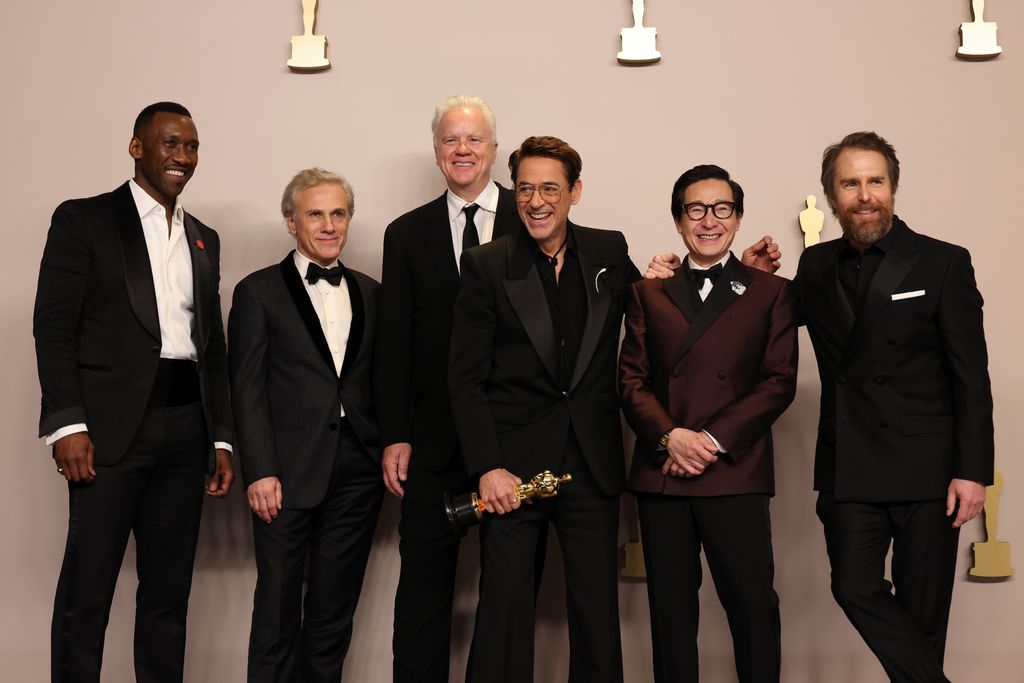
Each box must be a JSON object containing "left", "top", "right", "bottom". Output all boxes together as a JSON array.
[{"left": 57, "top": 467, "right": 64, "bottom": 474}]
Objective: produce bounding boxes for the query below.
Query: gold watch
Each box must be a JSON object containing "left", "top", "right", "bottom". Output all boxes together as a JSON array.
[{"left": 659, "top": 430, "right": 673, "bottom": 448}]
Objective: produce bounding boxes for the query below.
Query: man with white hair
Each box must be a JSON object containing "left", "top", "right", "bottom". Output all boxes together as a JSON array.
[{"left": 374, "top": 95, "right": 524, "bottom": 682}]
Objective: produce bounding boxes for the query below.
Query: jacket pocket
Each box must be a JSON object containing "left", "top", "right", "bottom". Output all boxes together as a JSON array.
[{"left": 901, "top": 415, "right": 954, "bottom": 435}]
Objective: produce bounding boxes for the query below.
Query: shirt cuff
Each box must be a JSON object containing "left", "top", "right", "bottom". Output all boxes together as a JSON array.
[
  {"left": 45, "top": 423, "right": 88, "bottom": 446},
  {"left": 214, "top": 442, "right": 232, "bottom": 453},
  {"left": 702, "top": 430, "right": 727, "bottom": 453}
]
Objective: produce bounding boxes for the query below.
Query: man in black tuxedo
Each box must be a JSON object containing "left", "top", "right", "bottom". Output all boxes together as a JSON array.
[
  {"left": 795, "top": 132, "right": 993, "bottom": 683},
  {"left": 34, "top": 102, "right": 234, "bottom": 682},
  {"left": 229, "top": 168, "right": 383, "bottom": 682},
  {"left": 374, "top": 95, "right": 526, "bottom": 682},
  {"left": 449, "top": 136, "right": 642, "bottom": 682}
]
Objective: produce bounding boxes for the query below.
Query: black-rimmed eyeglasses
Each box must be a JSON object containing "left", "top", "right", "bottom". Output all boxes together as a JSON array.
[{"left": 683, "top": 201, "right": 736, "bottom": 221}]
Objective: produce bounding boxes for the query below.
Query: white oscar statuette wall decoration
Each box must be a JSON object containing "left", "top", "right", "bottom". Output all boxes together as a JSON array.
[
  {"left": 288, "top": 0, "right": 331, "bottom": 72},
  {"left": 957, "top": 0, "right": 1002, "bottom": 59},
  {"left": 799, "top": 195, "right": 824, "bottom": 249},
  {"left": 618, "top": 0, "right": 661, "bottom": 65}
]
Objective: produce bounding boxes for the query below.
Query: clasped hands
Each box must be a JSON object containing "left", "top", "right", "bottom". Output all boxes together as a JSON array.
[{"left": 662, "top": 428, "right": 719, "bottom": 478}]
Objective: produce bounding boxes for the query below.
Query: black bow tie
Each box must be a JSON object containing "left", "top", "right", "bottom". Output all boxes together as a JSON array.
[
  {"left": 305, "top": 262, "right": 343, "bottom": 286},
  {"left": 688, "top": 263, "right": 723, "bottom": 287}
]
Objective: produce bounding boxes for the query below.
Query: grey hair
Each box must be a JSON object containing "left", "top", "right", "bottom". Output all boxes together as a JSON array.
[
  {"left": 280, "top": 168, "right": 355, "bottom": 218},
  {"left": 430, "top": 95, "right": 497, "bottom": 143}
]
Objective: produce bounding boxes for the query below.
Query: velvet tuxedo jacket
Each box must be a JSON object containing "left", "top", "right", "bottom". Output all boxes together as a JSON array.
[
  {"left": 34, "top": 182, "right": 232, "bottom": 470},
  {"left": 794, "top": 218, "right": 994, "bottom": 502},
  {"left": 373, "top": 184, "right": 520, "bottom": 472},
  {"left": 449, "top": 223, "right": 642, "bottom": 496},
  {"left": 228, "top": 253, "right": 379, "bottom": 510},
  {"left": 620, "top": 256, "right": 798, "bottom": 497}
]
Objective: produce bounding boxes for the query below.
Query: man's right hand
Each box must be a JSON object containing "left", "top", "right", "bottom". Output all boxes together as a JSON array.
[
  {"left": 247, "top": 476, "right": 283, "bottom": 523},
  {"left": 478, "top": 468, "right": 523, "bottom": 515},
  {"left": 645, "top": 252, "right": 682, "bottom": 279},
  {"left": 382, "top": 442, "right": 412, "bottom": 498},
  {"left": 54, "top": 432, "right": 96, "bottom": 483}
]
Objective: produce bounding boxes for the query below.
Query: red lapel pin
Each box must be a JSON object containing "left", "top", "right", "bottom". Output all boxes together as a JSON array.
[{"left": 196, "top": 239, "right": 205, "bottom": 251}]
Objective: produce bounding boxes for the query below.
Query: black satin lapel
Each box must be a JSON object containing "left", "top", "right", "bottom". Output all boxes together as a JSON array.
[
  {"left": 844, "top": 246, "right": 918, "bottom": 362},
  {"left": 278, "top": 254, "right": 336, "bottom": 375},
  {"left": 183, "top": 214, "right": 210, "bottom": 350},
  {"left": 503, "top": 269, "right": 558, "bottom": 384},
  {"left": 675, "top": 258, "right": 749, "bottom": 360},
  {"left": 115, "top": 184, "right": 161, "bottom": 342},
  {"left": 568, "top": 249, "right": 611, "bottom": 392},
  {"left": 824, "top": 253, "right": 855, "bottom": 336},
  {"left": 663, "top": 269, "right": 698, "bottom": 323},
  {"left": 339, "top": 269, "right": 365, "bottom": 382}
]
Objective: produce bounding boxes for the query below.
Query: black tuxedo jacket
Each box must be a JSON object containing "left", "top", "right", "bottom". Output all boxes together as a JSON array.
[
  {"left": 374, "top": 184, "right": 520, "bottom": 472},
  {"left": 620, "top": 256, "right": 798, "bottom": 497},
  {"left": 34, "top": 182, "right": 232, "bottom": 470},
  {"left": 228, "top": 253, "right": 379, "bottom": 510},
  {"left": 794, "top": 218, "right": 994, "bottom": 502},
  {"left": 449, "top": 223, "right": 642, "bottom": 496}
]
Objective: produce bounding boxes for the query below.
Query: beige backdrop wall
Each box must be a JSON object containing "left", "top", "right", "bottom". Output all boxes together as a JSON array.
[{"left": 2, "top": 1, "right": 1021, "bottom": 681}]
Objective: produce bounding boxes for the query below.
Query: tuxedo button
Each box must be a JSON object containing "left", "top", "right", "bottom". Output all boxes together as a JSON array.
[
  {"left": 151, "top": 345, "right": 160, "bottom": 353},
  {"left": 329, "top": 423, "right": 338, "bottom": 431},
  {"left": 880, "top": 421, "right": 889, "bottom": 428},
  {"left": 837, "top": 376, "right": 847, "bottom": 385},
  {"left": 874, "top": 376, "right": 887, "bottom": 385},
  {"left": 717, "top": 371, "right": 727, "bottom": 380},
  {"left": 887, "top": 339, "right": 896, "bottom": 346},
  {"left": 671, "top": 370, "right": 680, "bottom": 378}
]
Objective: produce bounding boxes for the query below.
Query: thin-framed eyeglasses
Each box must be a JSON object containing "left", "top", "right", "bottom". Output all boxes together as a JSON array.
[
  {"left": 683, "top": 201, "right": 736, "bottom": 221},
  {"left": 515, "top": 183, "right": 564, "bottom": 203},
  {"left": 439, "top": 135, "right": 491, "bottom": 148}
]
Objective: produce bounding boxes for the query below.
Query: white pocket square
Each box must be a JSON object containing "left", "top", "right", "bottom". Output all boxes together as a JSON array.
[{"left": 891, "top": 290, "right": 925, "bottom": 301}]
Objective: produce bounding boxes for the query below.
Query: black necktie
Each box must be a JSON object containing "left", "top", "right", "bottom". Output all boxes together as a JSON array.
[
  {"left": 305, "top": 262, "right": 343, "bottom": 286},
  {"left": 462, "top": 204, "right": 480, "bottom": 251},
  {"left": 688, "top": 263, "right": 723, "bottom": 287}
]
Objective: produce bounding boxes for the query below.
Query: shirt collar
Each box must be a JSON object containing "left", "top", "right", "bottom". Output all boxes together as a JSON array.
[
  {"left": 527, "top": 224, "right": 577, "bottom": 261},
  {"left": 129, "top": 178, "right": 184, "bottom": 224},
  {"left": 446, "top": 180, "right": 499, "bottom": 221}
]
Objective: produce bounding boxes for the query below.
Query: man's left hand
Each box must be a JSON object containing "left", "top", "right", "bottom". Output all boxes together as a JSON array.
[
  {"left": 946, "top": 478, "right": 986, "bottom": 528},
  {"left": 206, "top": 449, "right": 234, "bottom": 497},
  {"left": 740, "top": 235, "right": 781, "bottom": 273}
]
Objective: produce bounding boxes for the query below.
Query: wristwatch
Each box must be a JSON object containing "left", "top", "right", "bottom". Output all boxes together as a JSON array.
[{"left": 659, "top": 430, "right": 673, "bottom": 448}]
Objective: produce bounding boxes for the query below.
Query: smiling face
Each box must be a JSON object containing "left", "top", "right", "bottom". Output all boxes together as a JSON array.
[
  {"left": 286, "top": 183, "right": 351, "bottom": 267},
  {"left": 130, "top": 112, "right": 198, "bottom": 212},
  {"left": 676, "top": 178, "right": 740, "bottom": 267},
  {"left": 831, "top": 148, "right": 895, "bottom": 249},
  {"left": 433, "top": 106, "right": 498, "bottom": 201},
  {"left": 514, "top": 155, "right": 581, "bottom": 256}
]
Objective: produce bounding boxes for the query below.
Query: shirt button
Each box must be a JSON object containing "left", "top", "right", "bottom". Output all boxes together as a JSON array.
[
  {"left": 717, "top": 371, "right": 727, "bottom": 380},
  {"left": 838, "top": 376, "right": 847, "bottom": 385}
]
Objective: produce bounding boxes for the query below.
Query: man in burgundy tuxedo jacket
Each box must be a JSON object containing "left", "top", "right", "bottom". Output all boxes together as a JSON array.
[{"left": 619, "top": 164, "right": 798, "bottom": 683}]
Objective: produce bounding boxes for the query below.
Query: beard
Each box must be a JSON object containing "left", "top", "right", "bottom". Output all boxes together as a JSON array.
[{"left": 838, "top": 202, "right": 894, "bottom": 246}]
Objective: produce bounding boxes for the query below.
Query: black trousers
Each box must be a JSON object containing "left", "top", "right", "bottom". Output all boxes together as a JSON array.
[
  {"left": 466, "top": 442, "right": 622, "bottom": 683},
  {"left": 816, "top": 492, "right": 960, "bottom": 683},
  {"left": 392, "top": 459, "right": 549, "bottom": 683},
  {"left": 51, "top": 402, "right": 208, "bottom": 683},
  {"left": 248, "top": 420, "right": 383, "bottom": 683},
  {"left": 636, "top": 493, "right": 780, "bottom": 683}
]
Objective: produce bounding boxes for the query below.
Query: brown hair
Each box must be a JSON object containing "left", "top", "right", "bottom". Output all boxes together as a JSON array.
[
  {"left": 820, "top": 131, "right": 900, "bottom": 210},
  {"left": 508, "top": 136, "right": 582, "bottom": 186}
]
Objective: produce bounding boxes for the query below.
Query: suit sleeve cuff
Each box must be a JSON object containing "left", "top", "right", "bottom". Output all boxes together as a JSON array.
[
  {"left": 702, "top": 430, "right": 727, "bottom": 453},
  {"left": 45, "top": 423, "right": 88, "bottom": 446}
]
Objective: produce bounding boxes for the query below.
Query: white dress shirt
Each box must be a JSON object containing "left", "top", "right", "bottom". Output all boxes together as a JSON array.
[
  {"left": 293, "top": 251, "right": 352, "bottom": 416},
  {"left": 47, "top": 180, "right": 232, "bottom": 451},
  {"left": 685, "top": 252, "right": 732, "bottom": 453},
  {"left": 446, "top": 180, "right": 500, "bottom": 271}
]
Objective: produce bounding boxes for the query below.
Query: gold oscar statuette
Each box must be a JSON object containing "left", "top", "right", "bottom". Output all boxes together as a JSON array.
[
  {"left": 443, "top": 471, "right": 573, "bottom": 532},
  {"left": 957, "top": 0, "right": 1002, "bottom": 59},
  {"left": 799, "top": 195, "right": 824, "bottom": 249},
  {"left": 970, "top": 470, "right": 1014, "bottom": 578},
  {"left": 287, "top": 0, "right": 330, "bottom": 72}
]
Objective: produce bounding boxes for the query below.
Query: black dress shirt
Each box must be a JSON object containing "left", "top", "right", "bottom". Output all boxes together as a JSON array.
[
  {"left": 530, "top": 229, "right": 587, "bottom": 393},
  {"left": 839, "top": 219, "right": 903, "bottom": 313}
]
